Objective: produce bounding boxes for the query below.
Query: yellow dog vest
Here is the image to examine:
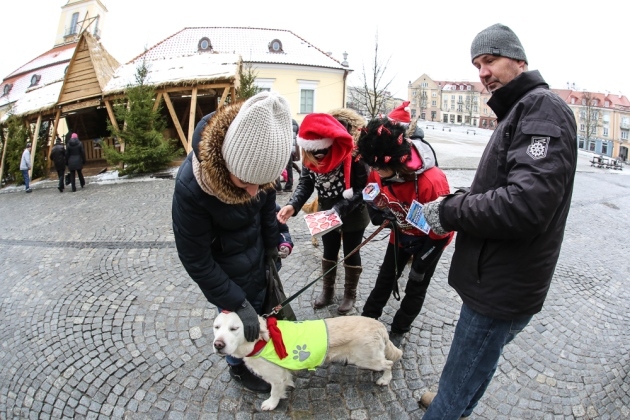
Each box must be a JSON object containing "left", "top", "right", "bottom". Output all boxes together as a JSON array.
[{"left": 250, "top": 319, "right": 328, "bottom": 371}]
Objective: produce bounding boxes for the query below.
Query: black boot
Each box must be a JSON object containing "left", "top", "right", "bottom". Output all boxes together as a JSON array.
[
  {"left": 314, "top": 258, "right": 336, "bottom": 309},
  {"left": 229, "top": 363, "right": 271, "bottom": 393},
  {"left": 338, "top": 264, "right": 362, "bottom": 314}
]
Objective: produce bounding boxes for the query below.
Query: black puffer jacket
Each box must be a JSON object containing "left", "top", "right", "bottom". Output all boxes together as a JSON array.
[
  {"left": 65, "top": 137, "right": 85, "bottom": 171},
  {"left": 438, "top": 70, "right": 577, "bottom": 320},
  {"left": 50, "top": 143, "right": 66, "bottom": 172},
  {"left": 172, "top": 104, "right": 279, "bottom": 311}
]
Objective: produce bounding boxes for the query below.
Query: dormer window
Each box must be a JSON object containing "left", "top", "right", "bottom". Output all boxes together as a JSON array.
[
  {"left": 2, "top": 84, "right": 12, "bottom": 96},
  {"left": 29, "top": 74, "right": 41, "bottom": 87},
  {"left": 268, "top": 39, "right": 283, "bottom": 53},
  {"left": 198, "top": 37, "right": 213, "bottom": 52}
]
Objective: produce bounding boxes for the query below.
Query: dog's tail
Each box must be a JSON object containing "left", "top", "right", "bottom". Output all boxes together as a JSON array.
[{"left": 384, "top": 338, "right": 403, "bottom": 362}]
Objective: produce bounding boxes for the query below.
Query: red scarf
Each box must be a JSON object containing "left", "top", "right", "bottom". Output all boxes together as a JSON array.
[{"left": 246, "top": 317, "right": 288, "bottom": 359}]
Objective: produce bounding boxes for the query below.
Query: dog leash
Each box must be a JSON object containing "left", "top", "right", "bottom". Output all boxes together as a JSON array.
[{"left": 263, "top": 220, "right": 391, "bottom": 318}]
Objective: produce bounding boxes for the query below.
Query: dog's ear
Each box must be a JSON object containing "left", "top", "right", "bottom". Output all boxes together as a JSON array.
[{"left": 258, "top": 316, "right": 270, "bottom": 341}]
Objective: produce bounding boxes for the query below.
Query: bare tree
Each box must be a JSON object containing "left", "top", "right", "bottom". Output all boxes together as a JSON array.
[
  {"left": 412, "top": 85, "right": 428, "bottom": 120},
  {"left": 348, "top": 32, "right": 394, "bottom": 120},
  {"left": 465, "top": 89, "right": 478, "bottom": 126},
  {"left": 580, "top": 91, "right": 602, "bottom": 147}
]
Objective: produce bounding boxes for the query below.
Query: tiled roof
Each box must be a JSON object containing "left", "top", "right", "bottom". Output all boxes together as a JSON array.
[
  {"left": 4, "top": 43, "right": 76, "bottom": 79},
  {"left": 436, "top": 80, "right": 487, "bottom": 93},
  {"left": 559, "top": 89, "right": 630, "bottom": 109},
  {"left": 131, "top": 27, "right": 348, "bottom": 70},
  {"left": 0, "top": 62, "right": 67, "bottom": 110}
]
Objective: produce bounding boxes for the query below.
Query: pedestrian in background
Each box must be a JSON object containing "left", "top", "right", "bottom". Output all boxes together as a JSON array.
[
  {"left": 357, "top": 114, "right": 453, "bottom": 348},
  {"left": 282, "top": 119, "right": 300, "bottom": 192},
  {"left": 278, "top": 109, "right": 369, "bottom": 314},
  {"left": 65, "top": 133, "right": 86, "bottom": 192},
  {"left": 172, "top": 91, "right": 293, "bottom": 394},
  {"left": 20, "top": 142, "right": 33, "bottom": 193},
  {"left": 419, "top": 23, "right": 578, "bottom": 419},
  {"left": 50, "top": 136, "right": 66, "bottom": 193}
]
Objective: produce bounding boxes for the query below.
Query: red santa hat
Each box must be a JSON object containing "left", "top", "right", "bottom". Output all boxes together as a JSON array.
[
  {"left": 388, "top": 101, "right": 411, "bottom": 125},
  {"left": 297, "top": 113, "right": 355, "bottom": 199}
]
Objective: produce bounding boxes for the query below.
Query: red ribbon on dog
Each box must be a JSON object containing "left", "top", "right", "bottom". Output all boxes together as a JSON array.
[{"left": 266, "top": 317, "right": 288, "bottom": 359}]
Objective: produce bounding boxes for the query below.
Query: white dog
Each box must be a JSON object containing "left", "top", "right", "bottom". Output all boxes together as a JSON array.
[{"left": 213, "top": 311, "right": 403, "bottom": 411}]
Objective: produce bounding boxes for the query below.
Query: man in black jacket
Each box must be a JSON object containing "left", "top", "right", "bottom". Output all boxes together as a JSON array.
[
  {"left": 172, "top": 92, "right": 293, "bottom": 393},
  {"left": 50, "top": 136, "right": 65, "bottom": 193},
  {"left": 419, "top": 24, "right": 577, "bottom": 419}
]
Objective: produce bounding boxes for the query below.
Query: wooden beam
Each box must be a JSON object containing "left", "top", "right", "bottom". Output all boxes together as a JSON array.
[
  {"left": 47, "top": 109, "right": 61, "bottom": 170},
  {"left": 218, "top": 88, "right": 230, "bottom": 108},
  {"left": 0, "top": 127, "right": 8, "bottom": 187},
  {"left": 196, "top": 102, "right": 204, "bottom": 120},
  {"left": 153, "top": 92, "right": 163, "bottom": 112},
  {"left": 29, "top": 114, "right": 42, "bottom": 179},
  {"left": 104, "top": 100, "right": 119, "bottom": 134},
  {"left": 163, "top": 92, "right": 188, "bottom": 152},
  {"left": 188, "top": 87, "right": 198, "bottom": 152}
]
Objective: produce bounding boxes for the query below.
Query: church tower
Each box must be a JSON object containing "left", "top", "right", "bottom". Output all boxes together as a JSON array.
[{"left": 53, "top": 0, "right": 108, "bottom": 47}]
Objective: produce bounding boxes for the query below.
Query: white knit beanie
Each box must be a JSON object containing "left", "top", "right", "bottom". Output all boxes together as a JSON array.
[{"left": 222, "top": 92, "right": 293, "bottom": 185}]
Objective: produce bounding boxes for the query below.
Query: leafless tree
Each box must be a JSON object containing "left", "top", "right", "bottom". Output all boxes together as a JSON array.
[
  {"left": 348, "top": 32, "right": 394, "bottom": 120},
  {"left": 465, "top": 89, "right": 478, "bottom": 126},
  {"left": 580, "top": 91, "right": 602, "bottom": 146}
]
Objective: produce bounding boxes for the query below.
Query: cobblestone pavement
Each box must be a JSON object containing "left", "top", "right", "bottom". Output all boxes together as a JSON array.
[{"left": 0, "top": 170, "right": 629, "bottom": 419}]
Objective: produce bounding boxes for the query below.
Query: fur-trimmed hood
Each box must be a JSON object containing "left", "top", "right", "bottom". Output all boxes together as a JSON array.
[
  {"left": 328, "top": 108, "right": 366, "bottom": 145},
  {"left": 193, "top": 102, "right": 275, "bottom": 205}
]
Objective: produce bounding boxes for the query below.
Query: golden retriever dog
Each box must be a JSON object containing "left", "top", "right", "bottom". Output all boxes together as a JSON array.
[{"left": 213, "top": 312, "right": 402, "bottom": 411}]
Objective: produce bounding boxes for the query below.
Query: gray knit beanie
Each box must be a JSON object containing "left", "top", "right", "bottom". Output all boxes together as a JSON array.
[
  {"left": 222, "top": 91, "right": 293, "bottom": 185},
  {"left": 470, "top": 23, "right": 528, "bottom": 64}
]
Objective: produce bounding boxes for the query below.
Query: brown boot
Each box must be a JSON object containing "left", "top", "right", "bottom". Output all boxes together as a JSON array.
[
  {"left": 337, "top": 264, "right": 362, "bottom": 314},
  {"left": 314, "top": 258, "right": 336, "bottom": 309}
]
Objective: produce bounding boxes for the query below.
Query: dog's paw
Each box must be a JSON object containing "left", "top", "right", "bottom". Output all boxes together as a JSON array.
[
  {"left": 376, "top": 371, "right": 393, "bottom": 386},
  {"left": 261, "top": 397, "right": 280, "bottom": 411}
]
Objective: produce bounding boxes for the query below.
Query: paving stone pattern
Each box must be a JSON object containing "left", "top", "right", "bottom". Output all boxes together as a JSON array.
[{"left": 0, "top": 172, "right": 628, "bottom": 419}]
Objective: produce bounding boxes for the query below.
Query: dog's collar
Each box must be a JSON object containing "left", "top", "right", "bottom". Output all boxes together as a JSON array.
[{"left": 246, "top": 339, "right": 267, "bottom": 357}]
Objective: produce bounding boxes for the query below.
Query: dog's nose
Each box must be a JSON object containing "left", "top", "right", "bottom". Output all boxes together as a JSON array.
[{"left": 214, "top": 340, "right": 225, "bottom": 351}]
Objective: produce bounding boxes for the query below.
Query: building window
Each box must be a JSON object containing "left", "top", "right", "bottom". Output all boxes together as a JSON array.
[
  {"left": 467, "top": 85, "right": 471, "bottom": 90},
  {"left": 443, "top": 114, "right": 448, "bottom": 123},
  {"left": 268, "top": 39, "right": 283, "bottom": 53},
  {"left": 29, "top": 74, "right": 41, "bottom": 87},
  {"left": 421, "top": 82, "right": 428, "bottom": 88},
  {"left": 602, "top": 142, "right": 608, "bottom": 154},
  {"left": 432, "top": 92, "right": 437, "bottom": 97},
  {"left": 603, "top": 127, "right": 608, "bottom": 137},
  {"left": 457, "top": 115, "right": 462, "bottom": 123},
  {"left": 432, "top": 100, "right": 436, "bottom": 106},
  {"left": 198, "top": 37, "right": 213, "bottom": 51},
  {"left": 298, "top": 80, "right": 318, "bottom": 114},
  {"left": 605, "top": 100, "right": 610, "bottom": 107},
  {"left": 578, "top": 138, "right": 585, "bottom": 149},
  {"left": 622, "top": 131, "right": 629, "bottom": 140},
  {"left": 431, "top": 111, "right": 436, "bottom": 120},
  {"left": 579, "top": 124, "right": 585, "bottom": 132},
  {"left": 571, "top": 97, "right": 576, "bottom": 104},
  {"left": 254, "top": 78, "right": 275, "bottom": 92},
  {"left": 593, "top": 100, "right": 598, "bottom": 106},
  {"left": 70, "top": 12, "right": 79, "bottom": 35},
  {"left": 2, "top": 83, "right": 12, "bottom": 96},
  {"left": 588, "top": 141, "right": 596, "bottom": 151},
  {"left": 451, "top": 104, "right": 455, "bottom": 110}
]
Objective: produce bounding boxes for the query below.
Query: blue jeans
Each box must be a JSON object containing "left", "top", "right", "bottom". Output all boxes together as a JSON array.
[
  {"left": 423, "top": 303, "right": 533, "bottom": 419},
  {"left": 21, "top": 170, "right": 30, "bottom": 190}
]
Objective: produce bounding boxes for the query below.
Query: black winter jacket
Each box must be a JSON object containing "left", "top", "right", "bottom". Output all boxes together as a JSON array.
[
  {"left": 50, "top": 144, "right": 66, "bottom": 172},
  {"left": 172, "top": 106, "right": 279, "bottom": 311},
  {"left": 65, "top": 138, "right": 85, "bottom": 171},
  {"left": 438, "top": 70, "right": 577, "bottom": 319}
]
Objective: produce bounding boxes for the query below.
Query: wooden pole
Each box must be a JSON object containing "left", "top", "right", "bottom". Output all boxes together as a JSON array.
[
  {"left": 47, "top": 109, "right": 61, "bottom": 170},
  {"left": 188, "top": 87, "right": 198, "bottom": 153},
  {"left": 29, "top": 114, "right": 42, "bottom": 179},
  {"left": 0, "top": 127, "right": 7, "bottom": 187},
  {"left": 163, "top": 92, "right": 188, "bottom": 152},
  {"left": 218, "top": 88, "right": 230, "bottom": 109},
  {"left": 153, "top": 92, "right": 163, "bottom": 112}
]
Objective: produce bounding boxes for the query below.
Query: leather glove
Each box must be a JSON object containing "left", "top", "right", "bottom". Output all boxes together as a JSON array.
[
  {"left": 266, "top": 246, "right": 279, "bottom": 261},
  {"left": 234, "top": 300, "right": 260, "bottom": 342},
  {"left": 278, "top": 245, "right": 290, "bottom": 259}
]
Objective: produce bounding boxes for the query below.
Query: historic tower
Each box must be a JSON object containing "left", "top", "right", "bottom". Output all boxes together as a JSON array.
[{"left": 53, "top": 0, "right": 108, "bottom": 47}]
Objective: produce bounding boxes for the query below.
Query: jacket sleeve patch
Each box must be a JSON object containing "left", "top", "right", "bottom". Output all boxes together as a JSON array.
[{"left": 526, "top": 137, "right": 549, "bottom": 160}]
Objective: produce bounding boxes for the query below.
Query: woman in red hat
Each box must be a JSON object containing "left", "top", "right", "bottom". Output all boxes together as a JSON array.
[
  {"left": 277, "top": 109, "right": 369, "bottom": 314},
  {"left": 356, "top": 117, "right": 454, "bottom": 348}
]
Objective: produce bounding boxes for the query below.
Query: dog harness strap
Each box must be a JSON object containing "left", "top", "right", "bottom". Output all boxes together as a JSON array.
[{"left": 267, "top": 317, "right": 288, "bottom": 359}]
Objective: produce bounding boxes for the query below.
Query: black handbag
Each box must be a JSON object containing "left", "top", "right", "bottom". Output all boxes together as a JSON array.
[
  {"left": 64, "top": 173, "right": 70, "bottom": 186},
  {"left": 262, "top": 257, "right": 297, "bottom": 321}
]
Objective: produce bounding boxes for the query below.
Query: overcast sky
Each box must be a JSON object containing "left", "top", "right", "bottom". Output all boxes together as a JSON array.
[{"left": 2, "top": 0, "right": 629, "bottom": 99}]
